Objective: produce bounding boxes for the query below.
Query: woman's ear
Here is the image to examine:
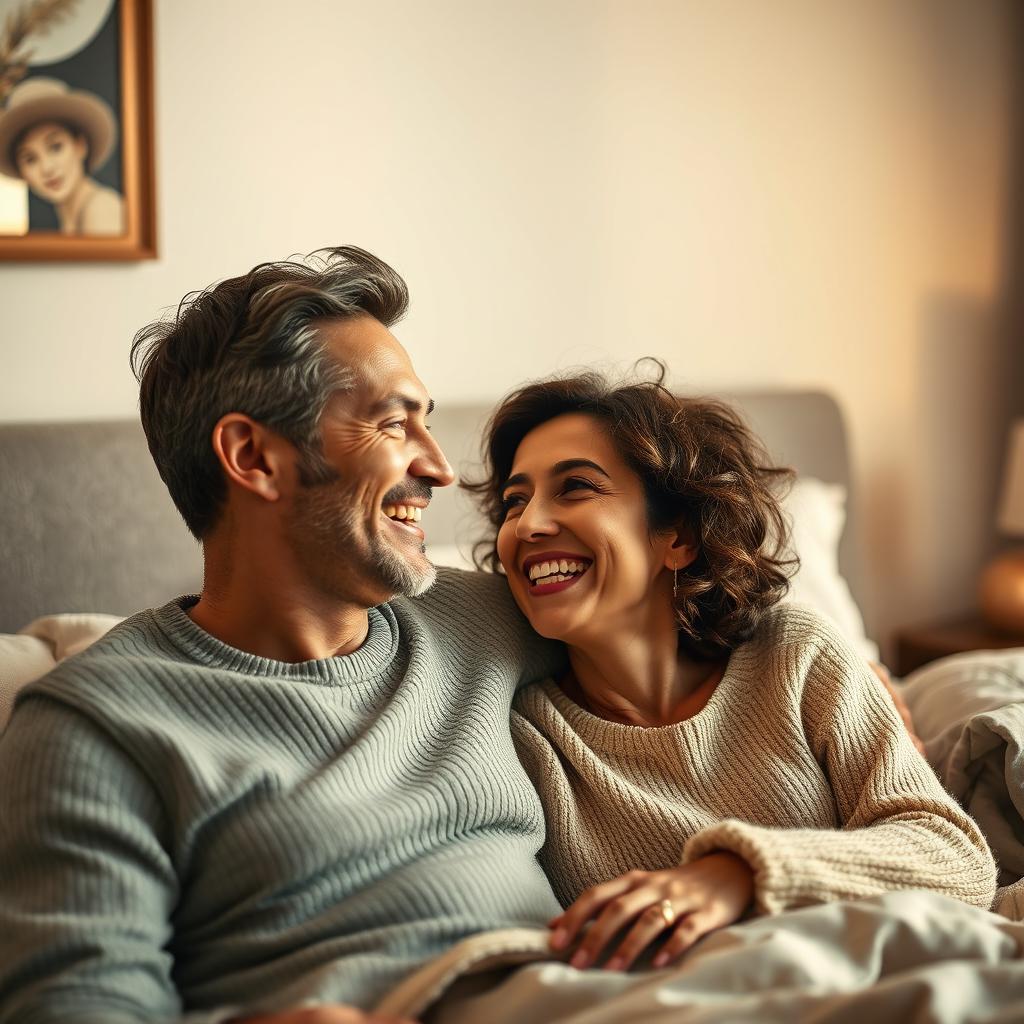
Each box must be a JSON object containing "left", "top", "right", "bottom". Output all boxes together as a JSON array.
[
  {"left": 665, "top": 524, "right": 699, "bottom": 572},
  {"left": 211, "top": 413, "right": 287, "bottom": 503}
]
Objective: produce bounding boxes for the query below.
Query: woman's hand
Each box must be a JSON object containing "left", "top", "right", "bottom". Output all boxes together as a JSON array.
[{"left": 549, "top": 853, "right": 754, "bottom": 972}]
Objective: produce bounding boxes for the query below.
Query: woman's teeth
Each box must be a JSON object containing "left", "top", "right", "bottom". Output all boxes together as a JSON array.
[
  {"left": 383, "top": 504, "right": 421, "bottom": 522},
  {"left": 528, "top": 559, "right": 589, "bottom": 584}
]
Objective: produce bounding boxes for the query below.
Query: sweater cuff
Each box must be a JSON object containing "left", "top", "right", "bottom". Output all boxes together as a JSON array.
[{"left": 682, "top": 819, "right": 791, "bottom": 916}]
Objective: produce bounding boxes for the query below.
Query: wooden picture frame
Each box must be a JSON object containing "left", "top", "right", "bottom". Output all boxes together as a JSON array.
[{"left": 0, "top": 0, "right": 156, "bottom": 261}]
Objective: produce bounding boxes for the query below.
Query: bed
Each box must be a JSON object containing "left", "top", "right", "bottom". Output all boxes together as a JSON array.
[{"left": 2, "top": 393, "right": 1024, "bottom": 1022}]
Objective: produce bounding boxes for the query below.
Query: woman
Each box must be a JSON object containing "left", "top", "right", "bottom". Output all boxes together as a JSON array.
[
  {"left": 0, "top": 77, "right": 124, "bottom": 235},
  {"left": 465, "top": 366, "right": 995, "bottom": 975}
]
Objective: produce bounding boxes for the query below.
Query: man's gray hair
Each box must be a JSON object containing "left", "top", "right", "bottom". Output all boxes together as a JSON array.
[{"left": 130, "top": 245, "right": 409, "bottom": 539}]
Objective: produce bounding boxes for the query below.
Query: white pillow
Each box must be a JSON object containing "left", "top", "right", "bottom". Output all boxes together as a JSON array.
[
  {"left": 0, "top": 613, "right": 122, "bottom": 731},
  {"left": 780, "top": 477, "right": 878, "bottom": 663},
  {"left": 901, "top": 648, "right": 1024, "bottom": 764},
  {"left": 0, "top": 635, "right": 56, "bottom": 728}
]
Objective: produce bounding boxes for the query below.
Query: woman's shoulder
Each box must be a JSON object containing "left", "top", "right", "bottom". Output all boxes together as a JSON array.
[
  {"left": 734, "top": 602, "right": 876, "bottom": 708},
  {"left": 80, "top": 183, "right": 124, "bottom": 234},
  {"left": 512, "top": 675, "right": 563, "bottom": 717},
  {"left": 748, "top": 601, "right": 862, "bottom": 659}
]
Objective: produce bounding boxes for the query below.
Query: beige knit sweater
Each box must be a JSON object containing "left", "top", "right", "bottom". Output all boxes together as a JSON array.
[{"left": 511, "top": 603, "right": 997, "bottom": 915}]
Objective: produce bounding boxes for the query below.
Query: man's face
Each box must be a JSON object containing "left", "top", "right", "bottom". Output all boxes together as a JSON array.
[{"left": 284, "top": 315, "right": 454, "bottom": 608}]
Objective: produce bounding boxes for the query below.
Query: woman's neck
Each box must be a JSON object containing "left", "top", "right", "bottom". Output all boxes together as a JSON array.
[
  {"left": 562, "top": 618, "right": 726, "bottom": 727},
  {"left": 56, "top": 177, "right": 96, "bottom": 234}
]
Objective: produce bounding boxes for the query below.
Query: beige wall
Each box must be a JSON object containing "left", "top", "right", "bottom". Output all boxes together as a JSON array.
[{"left": 0, "top": 0, "right": 1019, "bottom": 654}]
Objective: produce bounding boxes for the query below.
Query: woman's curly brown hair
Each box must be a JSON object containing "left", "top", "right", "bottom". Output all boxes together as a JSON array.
[{"left": 461, "top": 362, "right": 798, "bottom": 659}]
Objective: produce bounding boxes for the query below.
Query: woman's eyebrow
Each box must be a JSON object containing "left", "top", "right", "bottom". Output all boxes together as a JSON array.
[
  {"left": 502, "top": 459, "right": 610, "bottom": 493},
  {"left": 552, "top": 458, "right": 609, "bottom": 478}
]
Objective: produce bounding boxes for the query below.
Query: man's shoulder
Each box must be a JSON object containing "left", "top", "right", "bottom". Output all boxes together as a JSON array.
[
  {"left": 394, "top": 567, "right": 564, "bottom": 681},
  {"left": 402, "top": 567, "right": 520, "bottom": 625},
  {"left": 15, "top": 602, "right": 192, "bottom": 718}
]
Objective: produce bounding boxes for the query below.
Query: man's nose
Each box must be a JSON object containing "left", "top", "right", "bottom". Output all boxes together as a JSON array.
[{"left": 413, "top": 434, "right": 455, "bottom": 488}]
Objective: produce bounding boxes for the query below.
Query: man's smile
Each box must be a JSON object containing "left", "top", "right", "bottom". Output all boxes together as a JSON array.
[{"left": 382, "top": 501, "right": 426, "bottom": 542}]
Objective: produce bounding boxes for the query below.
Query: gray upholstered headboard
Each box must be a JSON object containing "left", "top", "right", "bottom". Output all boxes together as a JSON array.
[{"left": 0, "top": 391, "right": 857, "bottom": 633}]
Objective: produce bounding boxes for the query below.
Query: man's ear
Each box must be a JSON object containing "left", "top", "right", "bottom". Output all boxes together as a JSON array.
[
  {"left": 665, "top": 524, "right": 699, "bottom": 572},
  {"left": 210, "top": 413, "right": 287, "bottom": 503}
]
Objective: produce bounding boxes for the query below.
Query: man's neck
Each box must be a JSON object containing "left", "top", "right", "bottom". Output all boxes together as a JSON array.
[
  {"left": 187, "top": 513, "right": 384, "bottom": 663},
  {"left": 187, "top": 588, "right": 371, "bottom": 663}
]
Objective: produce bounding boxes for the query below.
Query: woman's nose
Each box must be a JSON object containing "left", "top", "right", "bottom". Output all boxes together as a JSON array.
[{"left": 516, "top": 499, "right": 558, "bottom": 540}]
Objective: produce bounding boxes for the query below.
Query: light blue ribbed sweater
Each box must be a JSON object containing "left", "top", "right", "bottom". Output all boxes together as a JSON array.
[{"left": 0, "top": 569, "right": 563, "bottom": 1023}]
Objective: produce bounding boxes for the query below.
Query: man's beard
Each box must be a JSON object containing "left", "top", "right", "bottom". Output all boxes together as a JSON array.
[{"left": 288, "top": 469, "right": 436, "bottom": 602}]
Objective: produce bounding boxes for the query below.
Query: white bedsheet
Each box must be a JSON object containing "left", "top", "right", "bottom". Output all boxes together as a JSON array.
[
  {"left": 388, "top": 892, "right": 1024, "bottom": 1023},
  {"left": 902, "top": 649, "right": 1024, "bottom": 916}
]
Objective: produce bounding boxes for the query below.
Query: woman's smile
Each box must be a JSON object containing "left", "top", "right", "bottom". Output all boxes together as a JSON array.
[{"left": 523, "top": 551, "right": 594, "bottom": 596}]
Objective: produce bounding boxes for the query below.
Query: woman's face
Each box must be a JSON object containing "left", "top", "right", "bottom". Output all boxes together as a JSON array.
[
  {"left": 497, "top": 412, "right": 687, "bottom": 646},
  {"left": 14, "top": 121, "right": 87, "bottom": 204}
]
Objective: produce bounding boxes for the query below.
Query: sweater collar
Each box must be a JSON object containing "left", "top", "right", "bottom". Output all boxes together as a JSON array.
[{"left": 153, "top": 596, "right": 401, "bottom": 685}]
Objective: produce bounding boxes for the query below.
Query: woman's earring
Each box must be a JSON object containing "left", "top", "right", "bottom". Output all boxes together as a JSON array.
[{"left": 673, "top": 566, "right": 679, "bottom": 599}]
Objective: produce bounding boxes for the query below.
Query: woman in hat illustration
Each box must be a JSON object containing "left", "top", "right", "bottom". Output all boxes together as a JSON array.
[{"left": 0, "top": 77, "right": 124, "bottom": 236}]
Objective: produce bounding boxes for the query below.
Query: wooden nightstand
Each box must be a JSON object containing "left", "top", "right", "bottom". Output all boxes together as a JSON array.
[{"left": 893, "top": 615, "right": 1024, "bottom": 677}]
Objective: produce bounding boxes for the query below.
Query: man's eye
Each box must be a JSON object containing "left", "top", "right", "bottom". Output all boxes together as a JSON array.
[{"left": 383, "top": 420, "right": 407, "bottom": 432}]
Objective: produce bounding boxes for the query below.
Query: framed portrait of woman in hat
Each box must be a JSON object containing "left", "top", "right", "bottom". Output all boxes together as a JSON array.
[{"left": 0, "top": 0, "right": 155, "bottom": 260}]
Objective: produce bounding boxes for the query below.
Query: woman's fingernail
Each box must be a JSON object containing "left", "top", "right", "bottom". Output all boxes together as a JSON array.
[
  {"left": 550, "top": 927, "right": 569, "bottom": 950},
  {"left": 570, "top": 949, "right": 591, "bottom": 969},
  {"left": 605, "top": 956, "right": 625, "bottom": 972},
  {"left": 653, "top": 952, "right": 670, "bottom": 967}
]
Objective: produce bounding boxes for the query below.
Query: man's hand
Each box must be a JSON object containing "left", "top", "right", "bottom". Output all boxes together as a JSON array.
[
  {"left": 231, "top": 1007, "right": 417, "bottom": 1024},
  {"left": 869, "top": 661, "right": 926, "bottom": 755},
  {"left": 548, "top": 852, "right": 754, "bottom": 972}
]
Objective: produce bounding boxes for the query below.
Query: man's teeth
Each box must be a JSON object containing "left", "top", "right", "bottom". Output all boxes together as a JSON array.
[
  {"left": 382, "top": 504, "right": 422, "bottom": 522},
  {"left": 528, "top": 559, "right": 589, "bottom": 583}
]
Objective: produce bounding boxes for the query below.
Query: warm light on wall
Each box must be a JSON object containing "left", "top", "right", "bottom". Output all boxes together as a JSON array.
[
  {"left": 979, "top": 421, "right": 1024, "bottom": 633},
  {"left": 0, "top": 177, "right": 28, "bottom": 236}
]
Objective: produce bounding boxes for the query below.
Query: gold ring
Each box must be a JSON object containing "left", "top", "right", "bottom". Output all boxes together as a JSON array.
[{"left": 659, "top": 899, "right": 675, "bottom": 926}]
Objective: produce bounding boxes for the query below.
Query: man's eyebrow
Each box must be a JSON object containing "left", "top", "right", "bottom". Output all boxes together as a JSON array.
[
  {"left": 368, "top": 393, "right": 435, "bottom": 417},
  {"left": 501, "top": 459, "right": 610, "bottom": 492}
]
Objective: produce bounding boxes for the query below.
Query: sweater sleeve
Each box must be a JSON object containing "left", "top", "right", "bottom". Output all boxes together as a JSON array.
[
  {"left": 0, "top": 696, "right": 182, "bottom": 1024},
  {"left": 681, "top": 610, "right": 997, "bottom": 915}
]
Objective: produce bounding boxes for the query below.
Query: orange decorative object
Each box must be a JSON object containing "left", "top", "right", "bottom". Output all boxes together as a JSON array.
[{"left": 979, "top": 550, "right": 1024, "bottom": 633}]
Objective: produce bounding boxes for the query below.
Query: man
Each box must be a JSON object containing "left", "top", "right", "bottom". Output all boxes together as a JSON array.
[{"left": 0, "top": 247, "right": 564, "bottom": 1023}]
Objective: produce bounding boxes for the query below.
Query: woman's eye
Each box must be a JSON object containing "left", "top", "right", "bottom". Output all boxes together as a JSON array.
[
  {"left": 383, "top": 420, "right": 407, "bottom": 432},
  {"left": 501, "top": 493, "right": 525, "bottom": 514},
  {"left": 562, "top": 477, "right": 597, "bottom": 496}
]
